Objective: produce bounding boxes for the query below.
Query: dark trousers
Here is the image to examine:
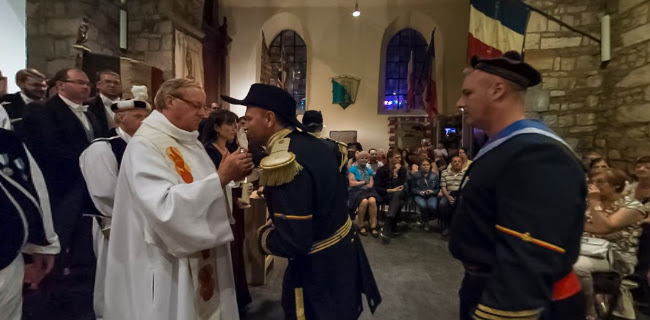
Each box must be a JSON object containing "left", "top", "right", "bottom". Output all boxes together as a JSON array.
[
  {"left": 459, "top": 273, "right": 585, "bottom": 320},
  {"left": 384, "top": 190, "right": 406, "bottom": 219}
]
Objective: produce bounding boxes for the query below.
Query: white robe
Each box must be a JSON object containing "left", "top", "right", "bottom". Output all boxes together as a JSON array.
[
  {"left": 104, "top": 110, "right": 238, "bottom": 320},
  {"left": 79, "top": 127, "right": 131, "bottom": 319},
  {"left": 0, "top": 146, "right": 60, "bottom": 320}
]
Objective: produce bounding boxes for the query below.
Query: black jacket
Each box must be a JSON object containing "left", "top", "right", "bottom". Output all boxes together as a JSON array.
[
  {"left": 258, "top": 130, "right": 381, "bottom": 319},
  {"left": 449, "top": 133, "right": 586, "bottom": 317},
  {"left": 22, "top": 95, "right": 104, "bottom": 204},
  {"left": 86, "top": 95, "right": 110, "bottom": 138},
  {"left": 374, "top": 164, "right": 407, "bottom": 198}
]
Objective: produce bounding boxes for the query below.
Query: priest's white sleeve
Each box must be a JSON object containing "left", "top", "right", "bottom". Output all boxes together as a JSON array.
[
  {"left": 22, "top": 147, "right": 60, "bottom": 255},
  {"left": 79, "top": 141, "right": 119, "bottom": 217},
  {"left": 122, "top": 138, "right": 233, "bottom": 258}
]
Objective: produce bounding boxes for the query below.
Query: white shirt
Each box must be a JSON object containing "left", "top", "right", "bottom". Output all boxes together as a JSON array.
[
  {"left": 59, "top": 94, "right": 91, "bottom": 131},
  {"left": 79, "top": 127, "right": 131, "bottom": 319},
  {"left": 19, "top": 92, "right": 34, "bottom": 105},
  {"left": 104, "top": 111, "right": 238, "bottom": 320},
  {"left": 99, "top": 93, "right": 119, "bottom": 129}
]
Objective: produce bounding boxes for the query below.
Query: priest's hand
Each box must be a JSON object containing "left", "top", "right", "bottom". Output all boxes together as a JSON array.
[
  {"left": 23, "top": 253, "right": 55, "bottom": 290},
  {"left": 218, "top": 149, "right": 254, "bottom": 187}
]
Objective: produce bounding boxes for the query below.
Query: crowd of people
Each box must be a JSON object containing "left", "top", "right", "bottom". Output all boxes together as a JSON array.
[{"left": 1, "top": 49, "right": 650, "bottom": 320}]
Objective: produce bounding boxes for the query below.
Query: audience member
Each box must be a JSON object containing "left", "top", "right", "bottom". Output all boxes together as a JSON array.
[
  {"left": 582, "top": 151, "right": 602, "bottom": 170},
  {"left": 377, "top": 148, "right": 387, "bottom": 164},
  {"left": 416, "top": 138, "right": 434, "bottom": 160},
  {"left": 589, "top": 157, "right": 610, "bottom": 176},
  {"left": 0, "top": 129, "right": 59, "bottom": 320},
  {"left": 439, "top": 156, "right": 464, "bottom": 236},
  {"left": 104, "top": 79, "right": 253, "bottom": 319},
  {"left": 433, "top": 142, "right": 448, "bottom": 160},
  {"left": 0, "top": 69, "right": 7, "bottom": 96},
  {"left": 201, "top": 109, "right": 239, "bottom": 168},
  {"left": 22, "top": 68, "right": 105, "bottom": 277},
  {"left": 79, "top": 89, "right": 151, "bottom": 319},
  {"left": 627, "top": 156, "right": 650, "bottom": 300},
  {"left": 577, "top": 168, "right": 647, "bottom": 319},
  {"left": 347, "top": 142, "right": 363, "bottom": 168},
  {"left": 87, "top": 70, "right": 122, "bottom": 136},
  {"left": 459, "top": 147, "right": 472, "bottom": 171},
  {"left": 349, "top": 151, "right": 381, "bottom": 237},
  {"left": 0, "top": 68, "right": 47, "bottom": 137},
  {"left": 375, "top": 150, "right": 408, "bottom": 244},
  {"left": 368, "top": 148, "right": 383, "bottom": 173},
  {"left": 410, "top": 158, "right": 440, "bottom": 231}
]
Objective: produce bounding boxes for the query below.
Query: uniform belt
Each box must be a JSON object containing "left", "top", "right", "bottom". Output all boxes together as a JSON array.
[
  {"left": 309, "top": 217, "right": 352, "bottom": 254},
  {"left": 552, "top": 270, "right": 581, "bottom": 301}
]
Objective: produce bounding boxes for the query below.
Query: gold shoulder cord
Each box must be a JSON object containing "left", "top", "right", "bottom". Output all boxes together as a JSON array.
[{"left": 260, "top": 128, "right": 303, "bottom": 187}]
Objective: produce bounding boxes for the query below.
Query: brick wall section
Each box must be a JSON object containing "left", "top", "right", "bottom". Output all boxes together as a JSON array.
[
  {"left": 524, "top": 0, "right": 650, "bottom": 169},
  {"left": 26, "top": 0, "right": 121, "bottom": 77}
]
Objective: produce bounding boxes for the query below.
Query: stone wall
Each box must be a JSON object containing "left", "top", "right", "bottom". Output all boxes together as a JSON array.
[
  {"left": 26, "top": 0, "right": 121, "bottom": 77},
  {"left": 523, "top": 0, "right": 604, "bottom": 157},
  {"left": 524, "top": 0, "right": 650, "bottom": 169}
]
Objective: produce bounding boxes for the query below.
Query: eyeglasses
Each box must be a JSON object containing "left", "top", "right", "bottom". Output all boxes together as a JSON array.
[
  {"left": 170, "top": 95, "right": 209, "bottom": 112},
  {"left": 63, "top": 79, "right": 91, "bottom": 86}
]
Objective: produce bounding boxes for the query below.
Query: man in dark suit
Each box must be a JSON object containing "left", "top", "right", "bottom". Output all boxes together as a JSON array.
[
  {"left": 0, "top": 68, "right": 47, "bottom": 137},
  {"left": 22, "top": 67, "right": 105, "bottom": 277},
  {"left": 86, "top": 70, "right": 122, "bottom": 137}
]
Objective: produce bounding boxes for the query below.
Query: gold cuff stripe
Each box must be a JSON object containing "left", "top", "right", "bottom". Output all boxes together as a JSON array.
[
  {"left": 310, "top": 217, "right": 352, "bottom": 254},
  {"left": 495, "top": 225, "right": 566, "bottom": 254},
  {"left": 476, "top": 304, "right": 542, "bottom": 318},
  {"left": 474, "top": 309, "right": 539, "bottom": 320},
  {"left": 273, "top": 213, "right": 313, "bottom": 220},
  {"left": 295, "top": 287, "right": 306, "bottom": 320},
  {"left": 260, "top": 227, "right": 274, "bottom": 255}
]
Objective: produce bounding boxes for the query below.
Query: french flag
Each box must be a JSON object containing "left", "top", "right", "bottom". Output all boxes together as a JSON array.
[{"left": 467, "top": 0, "right": 530, "bottom": 61}]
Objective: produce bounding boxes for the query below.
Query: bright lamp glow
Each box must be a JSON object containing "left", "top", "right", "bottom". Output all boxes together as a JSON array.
[{"left": 353, "top": 1, "right": 360, "bottom": 17}]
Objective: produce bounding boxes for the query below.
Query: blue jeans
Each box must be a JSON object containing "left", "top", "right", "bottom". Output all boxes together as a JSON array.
[{"left": 414, "top": 196, "right": 438, "bottom": 223}]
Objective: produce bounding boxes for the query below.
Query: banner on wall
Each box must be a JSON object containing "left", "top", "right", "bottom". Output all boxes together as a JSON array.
[
  {"left": 467, "top": 0, "right": 530, "bottom": 61},
  {"left": 175, "top": 29, "right": 205, "bottom": 88}
]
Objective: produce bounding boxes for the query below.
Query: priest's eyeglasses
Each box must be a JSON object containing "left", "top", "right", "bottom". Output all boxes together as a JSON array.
[{"left": 170, "top": 94, "right": 209, "bottom": 112}]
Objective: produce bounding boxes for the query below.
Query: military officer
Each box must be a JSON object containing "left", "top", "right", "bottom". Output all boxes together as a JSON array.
[
  {"left": 222, "top": 84, "right": 381, "bottom": 320},
  {"left": 449, "top": 51, "right": 587, "bottom": 320}
]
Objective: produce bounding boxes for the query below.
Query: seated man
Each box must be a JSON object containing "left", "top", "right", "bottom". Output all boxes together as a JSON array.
[
  {"left": 439, "top": 155, "right": 465, "bottom": 236},
  {"left": 375, "top": 150, "right": 408, "bottom": 245}
]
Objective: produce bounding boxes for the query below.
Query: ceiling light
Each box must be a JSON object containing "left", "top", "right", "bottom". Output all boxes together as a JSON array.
[{"left": 353, "top": 1, "right": 360, "bottom": 17}]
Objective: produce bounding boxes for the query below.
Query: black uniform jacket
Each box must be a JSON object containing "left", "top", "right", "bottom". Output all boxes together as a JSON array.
[
  {"left": 259, "top": 130, "right": 381, "bottom": 320},
  {"left": 449, "top": 132, "right": 586, "bottom": 319}
]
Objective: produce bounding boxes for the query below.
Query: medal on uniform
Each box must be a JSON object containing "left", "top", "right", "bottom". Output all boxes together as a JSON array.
[
  {"left": 2, "top": 167, "right": 14, "bottom": 176},
  {"left": 14, "top": 158, "right": 25, "bottom": 171}
]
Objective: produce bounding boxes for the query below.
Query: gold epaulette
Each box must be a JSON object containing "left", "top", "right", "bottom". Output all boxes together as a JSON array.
[
  {"left": 337, "top": 141, "right": 348, "bottom": 171},
  {"left": 260, "top": 129, "right": 303, "bottom": 187}
]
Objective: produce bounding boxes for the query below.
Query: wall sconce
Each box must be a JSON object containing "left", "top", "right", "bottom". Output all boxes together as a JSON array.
[{"left": 353, "top": 1, "right": 360, "bottom": 17}]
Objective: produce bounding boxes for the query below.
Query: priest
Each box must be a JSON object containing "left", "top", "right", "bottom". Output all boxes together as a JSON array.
[{"left": 104, "top": 79, "right": 254, "bottom": 320}]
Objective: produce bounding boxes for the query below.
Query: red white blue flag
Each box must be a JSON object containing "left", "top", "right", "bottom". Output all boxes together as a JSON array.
[{"left": 467, "top": 0, "right": 530, "bottom": 61}]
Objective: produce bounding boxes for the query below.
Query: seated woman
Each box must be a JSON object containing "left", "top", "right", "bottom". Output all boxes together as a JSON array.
[
  {"left": 576, "top": 168, "right": 648, "bottom": 320},
  {"left": 589, "top": 157, "right": 611, "bottom": 176},
  {"left": 626, "top": 156, "right": 650, "bottom": 299},
  {"left": 410, "top": 158, "right": 440, "bottom": 232},
  {"left": 200, "top": 109, "right": 239, "bottom": 168},
  {"left": 348, "top": 151, "right": 381, "bottom": 237}
]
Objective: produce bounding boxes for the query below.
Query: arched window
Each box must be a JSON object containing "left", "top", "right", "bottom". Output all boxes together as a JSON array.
[
  {"left": 383, "top": 28, "right": 428, "bottom": 112},
  {"left": 270, "top": 30, "right": 307, "bottom": 113}
]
